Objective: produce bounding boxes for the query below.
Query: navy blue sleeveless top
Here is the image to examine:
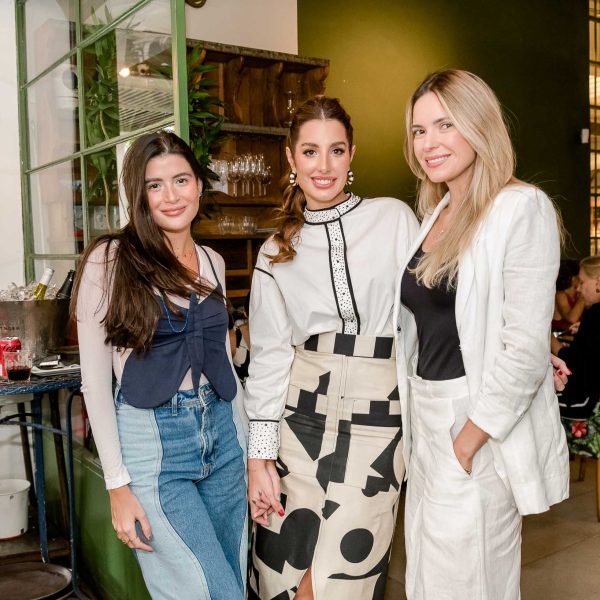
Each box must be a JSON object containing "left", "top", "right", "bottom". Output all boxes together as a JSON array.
[{"left": 120, "top": 248, "right": 237, "bottom": 408}]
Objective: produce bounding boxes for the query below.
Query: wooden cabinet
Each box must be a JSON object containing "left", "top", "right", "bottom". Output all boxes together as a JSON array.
[{"left": 187, "top": 40, "right": 329, "bottom": 301}]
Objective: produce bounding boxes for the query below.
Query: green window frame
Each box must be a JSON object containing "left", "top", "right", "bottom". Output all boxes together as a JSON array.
[{"left": 15, "top": 0, "right": 189, "bottom": 283}]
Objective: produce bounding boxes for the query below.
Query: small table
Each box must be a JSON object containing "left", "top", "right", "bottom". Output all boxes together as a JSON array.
[{"left": 0, "top": 373, "right": 85, "bottom": 597}]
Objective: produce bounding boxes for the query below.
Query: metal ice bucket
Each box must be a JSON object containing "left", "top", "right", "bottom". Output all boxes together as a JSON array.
[{"left": 0, "top": 299, "right": 70, "bottom": 359}]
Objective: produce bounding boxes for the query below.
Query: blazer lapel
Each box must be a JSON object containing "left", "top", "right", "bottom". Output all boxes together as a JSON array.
[
  {"left": 456, "top": 246, "right": 475, "bottom": 333},
  {"left": 393, "top": 194, "right": 450, "bottom": 343},
  {"left": 400, "top": 195, "right": 450, "bottom": 277}
]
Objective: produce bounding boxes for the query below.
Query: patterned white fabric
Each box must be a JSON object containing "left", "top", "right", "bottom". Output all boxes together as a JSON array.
[
  {"left": 302, "top": 192, "right": 361, "bottom": 224},
  {"left": 249, "top": 339, "right": 403, "bottom": 599},
  {"left": 246, "top": 196, "right": 420, "bottom": 459},
  {"left": 325, "top": 220, "right": 358, "bottom": 334},
  {"left": 247, "top": 420, "right": 279, "bottom": 459}
]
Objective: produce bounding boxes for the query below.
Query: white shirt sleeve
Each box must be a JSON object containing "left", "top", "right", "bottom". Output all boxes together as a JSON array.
[
  {"left": 244, "top": 245, "right": 294, "bottom": 459},
  {"left": 77, "top": 243, "right": 131, "bottom": 489}
]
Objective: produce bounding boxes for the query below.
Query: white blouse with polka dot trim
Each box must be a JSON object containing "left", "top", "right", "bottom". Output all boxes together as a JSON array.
[{"left": 245, "top": 195, "right": 419, "bottom": 460}]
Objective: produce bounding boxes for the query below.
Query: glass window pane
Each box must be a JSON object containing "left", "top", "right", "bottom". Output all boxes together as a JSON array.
[
  {"left": 85, "top": 147, "right": 122, "bottom": 240},
  {"left": 27, "top": 58, "right": 79, "bottom": 170},
  {"left": 81, "top": 0, "right": 142, "bottom": 36},
  {"left": 25, "top": 0, "right": 76, "bottom": 81},
  {"left": 83, "top": 0, "right": 174, "bottom": 146},
  {"left": 30, "top": 160, "right": 81, "bottom": 255}
]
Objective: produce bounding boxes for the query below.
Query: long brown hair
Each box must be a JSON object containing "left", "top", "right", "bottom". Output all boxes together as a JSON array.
[
  {"left": 269, "top": 95, "right": 354, "bottom": 263},
  {"left": 404, "top": 69, "right": 516, "bottom": 288},
  {"left": 71, "top": 131, "right": 219, "bottom": 353}
]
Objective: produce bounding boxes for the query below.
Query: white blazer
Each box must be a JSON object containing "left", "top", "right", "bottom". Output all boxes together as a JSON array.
[{"left": 393, "top": 183, "right": 570, "bottom": 515}]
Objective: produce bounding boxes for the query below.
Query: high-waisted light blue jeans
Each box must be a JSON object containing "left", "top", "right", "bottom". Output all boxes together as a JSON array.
[{"left": 115, "top": 383, "right": 247, "bottom": 600}]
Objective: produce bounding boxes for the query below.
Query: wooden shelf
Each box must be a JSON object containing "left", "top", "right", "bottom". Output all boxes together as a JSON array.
[
  {"left": 187, "top": 38, "right": 329, "bottom": 299},
  {"left": 195, "top": 232, "right": 270, "bottom": 240},
  {"left": 206, "top": 191, "right": 281, "bottom": 207},
  {"left": 221, "top": 123, "right": 288, "bottom": 137},
  {"left": 227, "top": 289, "right": 250, "bottom": 299},
  {"left": 186, "top": 39, "right": 328, "bottom": 69}
]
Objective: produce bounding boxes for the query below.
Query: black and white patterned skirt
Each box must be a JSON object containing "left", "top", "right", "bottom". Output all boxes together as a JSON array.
[{"left": 249, "top": 332, "right": 404, "bottom": 600}]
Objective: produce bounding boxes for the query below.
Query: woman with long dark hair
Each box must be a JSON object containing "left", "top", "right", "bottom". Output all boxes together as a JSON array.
[
  {"left": 397, "top": 69, "right": 570, "bottom": 598},
  {"left": 72, "top": 131, "right": 247, "bottom": 599},
  {"left": 244, "top": 96, "right": 419, "bottom": 599}
]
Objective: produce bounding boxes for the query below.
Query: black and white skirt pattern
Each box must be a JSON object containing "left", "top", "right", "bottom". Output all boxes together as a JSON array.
[{"left": 249, "top": 332, "right": 404, "bottom": 600}]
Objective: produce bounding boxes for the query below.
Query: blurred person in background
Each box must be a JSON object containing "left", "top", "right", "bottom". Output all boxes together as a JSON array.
[
  {"left": 553, "top": 256, "right": 600, "bottom": 420},
  {"left": 551, "top": 259, "right": 585, "bottom": 333}
]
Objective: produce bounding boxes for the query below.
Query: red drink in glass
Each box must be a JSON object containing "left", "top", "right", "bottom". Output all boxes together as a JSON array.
[{"left": 0, "top": 337, "right": 21, "bottom": 378}]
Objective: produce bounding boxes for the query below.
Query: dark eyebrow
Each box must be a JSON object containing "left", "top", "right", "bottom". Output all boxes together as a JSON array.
[
  {"left": 144, "top": 171, "right": 192, "bottom": 184},
  {"left": 300, "top": 141, "right": 348, "bottom": 148}
]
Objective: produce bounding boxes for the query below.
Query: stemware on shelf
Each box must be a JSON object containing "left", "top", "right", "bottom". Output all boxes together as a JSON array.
[
  {"left": 225, "top": 154, "right": 272, "bottom": 198},
  {"left": 227, "top": 158, "right": 242, "bottom": 197}
]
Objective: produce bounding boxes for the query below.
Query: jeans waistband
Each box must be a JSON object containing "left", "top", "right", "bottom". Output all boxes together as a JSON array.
[{"left": 115, "top": 382, "right": 219, "bottom": 411}]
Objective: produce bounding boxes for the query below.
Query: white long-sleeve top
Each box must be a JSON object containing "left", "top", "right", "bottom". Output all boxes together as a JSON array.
[
  {"left": 76, "top": 242, "right": 228, "bottom": 489},
  {"left": 245, "top": 194, "right": 419, "bottom": 458}
]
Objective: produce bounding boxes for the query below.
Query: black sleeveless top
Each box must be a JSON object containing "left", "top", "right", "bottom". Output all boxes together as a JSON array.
[
  {"left": 120, "top": 248, "right": 237, "bottom": 408},
  {"left": 400, "top": 248, "right": 466, "bottom": 381}
]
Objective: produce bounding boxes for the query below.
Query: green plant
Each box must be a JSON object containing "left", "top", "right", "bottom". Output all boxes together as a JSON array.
[
  {"left": 83, "top": 10, "right": 119, "bottom": 231},
  {"left": 186, "top": 46, "right": 227, "bottom": 185}
]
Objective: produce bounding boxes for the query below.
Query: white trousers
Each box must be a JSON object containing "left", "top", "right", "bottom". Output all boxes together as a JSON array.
[{"left": 405, "top": 376, "right": 522, "bottom": 600}]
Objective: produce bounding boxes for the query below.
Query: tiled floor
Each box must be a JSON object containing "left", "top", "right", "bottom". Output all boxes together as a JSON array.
[{"left": 385, "top": 459, "right": 600, "bottom": 599}]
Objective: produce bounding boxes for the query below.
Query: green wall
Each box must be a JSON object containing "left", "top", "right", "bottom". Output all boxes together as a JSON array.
[
  {"left": 298, "top": 0, "right": 590, "bottom": 255},
  {"left": 43, "top": 435, "right": 150, "bottom": 600}
]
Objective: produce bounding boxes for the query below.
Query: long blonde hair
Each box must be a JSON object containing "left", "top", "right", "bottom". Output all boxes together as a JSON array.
[
  {"left": 268, "top": 96, "right": 354, "bottom": 263},
  {"left": 404, "top": 69, "right": 516, "bottom": 288}
]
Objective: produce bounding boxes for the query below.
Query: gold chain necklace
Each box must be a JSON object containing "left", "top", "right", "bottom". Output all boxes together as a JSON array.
[{"left": 175, "top": 244, "right": 195, "bottom": 260}]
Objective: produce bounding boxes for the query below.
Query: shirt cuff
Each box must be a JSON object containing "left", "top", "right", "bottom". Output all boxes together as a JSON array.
[
  {"left": 104, "top": 466, "right": 132, "bottom": 490},
  {"left": 248, "top": 420, "right": 279, "bottom": 459}
]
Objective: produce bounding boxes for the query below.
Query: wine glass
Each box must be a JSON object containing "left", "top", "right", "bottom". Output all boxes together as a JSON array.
[
  {"left": 227, "top": 158, "right": 242, "bottom": 197},
  {"left": 249, "top": 154, "right": 261, "bottom": 197},
  {"left": 240, "top": 154, "right": 253, "bottom": 197},
  {"left": 280, "top": 90, "right": 297, "bottom": 128},
  {"left": 258, "top": 164, "right": 272, "bottom": 196}
]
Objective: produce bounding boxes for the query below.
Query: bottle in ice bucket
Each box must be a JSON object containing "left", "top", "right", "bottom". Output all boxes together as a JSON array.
[
  {"left": 0, "top": 337, "right": 21, "bottom": 379},
  {"left": 32, "top": 267, "right": 54, "bottom": 300},
  {"left": 56, "top": 270, "right": 75, "bottom": 300}
]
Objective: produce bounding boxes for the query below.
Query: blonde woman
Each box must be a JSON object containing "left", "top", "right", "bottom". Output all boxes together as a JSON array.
[{"left": 395, "top": 70, "right": 570, "bottom": 598}]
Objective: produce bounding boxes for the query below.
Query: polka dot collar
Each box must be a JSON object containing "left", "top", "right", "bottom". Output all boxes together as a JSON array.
[{"left": 303, "top": 193, "right": 362, "bottom": 224}]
